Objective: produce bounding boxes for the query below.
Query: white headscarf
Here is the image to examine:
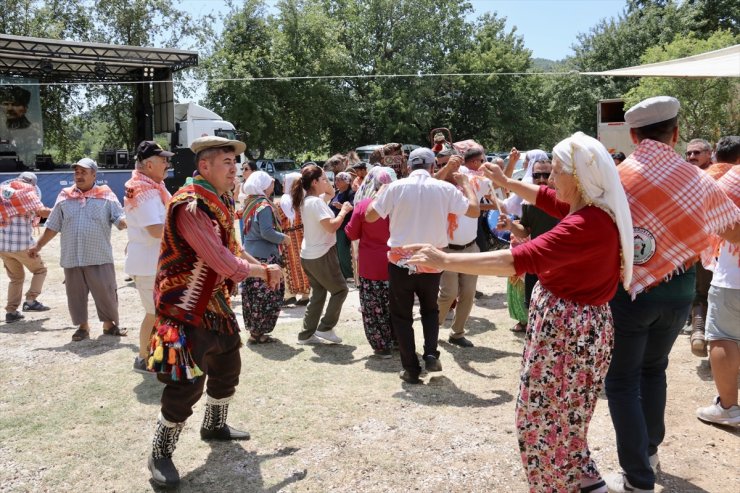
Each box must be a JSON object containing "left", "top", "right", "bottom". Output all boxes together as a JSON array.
[
  {"left": 243, "top": 171, "right": 273, "bottom": 196},
  {"left": 502, "top": 149, "right": 549, "bottom": 216},
  {"left": 280, "top": 172, "right": 301, "bottom": 225},
  {"left": 552, "top": 132, "right": 633, "bottom": 289}
]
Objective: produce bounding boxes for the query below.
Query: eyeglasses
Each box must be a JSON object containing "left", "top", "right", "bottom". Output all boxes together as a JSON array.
[
  {"left": 532, "top": 172, "right": 551, "bottom": 180},
  {"left": 686, "top": 150, "right": 707, "bottom": 156}
]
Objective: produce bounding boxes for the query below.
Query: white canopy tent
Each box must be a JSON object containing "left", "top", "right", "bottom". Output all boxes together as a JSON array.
[{"left": 584, "top": 44, "right": 740, "bottom": 78}]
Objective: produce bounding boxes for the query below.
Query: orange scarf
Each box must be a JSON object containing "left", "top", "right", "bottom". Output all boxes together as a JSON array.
[
  {"left": 124, "top": 170, "right": 171, "bottom": 211},
  {"left": 707, "top": 166, "right": 740, "bottom": 267},
  {"left": 388, "top": 247, "right": 442, "bottom": 274},
  {"left": 619, "top": 140, "right": 740, "bottom": 296},
  {"left": 0, "top": 180, "right": 44, "bottom": 227},
  {"left": 705, "top": 162, "right": 733, "bottom": 181},
  {"left": 55, "top": 184, "right": 119, "bottom": 207}
]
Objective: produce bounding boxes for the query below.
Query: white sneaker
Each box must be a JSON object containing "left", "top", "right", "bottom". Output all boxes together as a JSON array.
[
  {"left": 446, "top": 309, "right": 455, "bottom": 321},
  {"left": 605, "top": 472, "right": 654, "bottom": 493},
  {"left": 296, "top": 334, "right": 322, "bottom": 345},
  {"left": 648, "top": 453, "right": 659, "bottom": 475},
  {"left": 315, "top": 329, "right": 342, "bottom": 344},
  {"left": 696, "top": 396, "right": 740, "bottom": 427}
]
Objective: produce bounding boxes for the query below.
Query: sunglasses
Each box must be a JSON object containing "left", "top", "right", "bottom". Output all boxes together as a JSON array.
[{"left": 532, "top": 172, "right": 551, "bottom": 180}]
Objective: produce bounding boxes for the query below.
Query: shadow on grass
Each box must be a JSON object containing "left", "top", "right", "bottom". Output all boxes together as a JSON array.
[
  {"left": 245, "top": 339, "right": 305, "bottom": 362},
  {"left": 393, "top": 375, "right": 513, "bottom": 408},
  {"left": 309, "top": 344, "right": 358, "bottom": 365},
  {"left": 363, "top": 354, "right": 402, "bottom": 374},
  {"left": 34, "top": 335, "right": 138, "bottom": 358},
  {"left": 0, "top": 317, "right": 55, "bottom": 334},
  {"left": 439, "top": 340, "right": 521, "bottom": 379},
  {"left": 459, "top": 316, "right": 499, "bottom": 336},
  {"left": 171, "top": 442, "right": 306, "bottom": 493},
  {"left": 694, "top": 358, "right": 713, "bottom": 382},
  {"left": 656, "top": 471, "right": 712, "bottom": 493},
  {"left": 134, "top": 375, "right": 164, "bottom": 405},
  {"left": 474, "top": 291, "right": 507, "bottom": 310}
]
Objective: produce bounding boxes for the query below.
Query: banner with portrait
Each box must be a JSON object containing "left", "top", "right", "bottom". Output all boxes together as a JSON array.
[{"left": 0, "top": 78, "right": 43, "bottom": 168}]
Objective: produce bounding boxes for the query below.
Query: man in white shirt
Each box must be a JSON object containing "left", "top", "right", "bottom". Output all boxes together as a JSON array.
[
  {"left": 434, "top": 147, "right": 494, "bottom": 347},
  {"left": 366, "top": 147, "right": 479, "bottom": 383},
  {"left": 124, "top": 141, "right": 172, "bottom": 373}
]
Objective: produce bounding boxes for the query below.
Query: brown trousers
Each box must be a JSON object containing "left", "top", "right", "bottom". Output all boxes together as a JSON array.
[
  {"left": 1, "top": 250, "right": 47, "bottom": 312},
  {"left": 158, "top": 326, "right": 241, "bottom": 423}
]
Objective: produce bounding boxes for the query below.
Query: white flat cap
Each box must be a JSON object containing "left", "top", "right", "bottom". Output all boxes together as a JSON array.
[{"left": 624, "top": 96, "right": 680, "bottom": 128}]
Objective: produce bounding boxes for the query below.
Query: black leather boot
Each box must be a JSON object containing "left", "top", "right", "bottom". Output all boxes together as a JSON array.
[{"left": 200, "top": 396, "right": 251, "bottom": 441}]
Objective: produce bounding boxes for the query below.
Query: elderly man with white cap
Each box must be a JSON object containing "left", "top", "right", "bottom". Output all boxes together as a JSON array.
[
  {"left": 365, "top": 147, "right": 479, "bottom": 384},
  {"left": 604, "top": 96, "right": 740, "bottom": 493},
  {"left": 0, "top": 171, "right": 52, "bottom": 323},
  {"left": 30, "top": 158, "right": 127, "bottom": 341},
  {"left": 145, "top": 136, "right": 282, "bottom": 488}
]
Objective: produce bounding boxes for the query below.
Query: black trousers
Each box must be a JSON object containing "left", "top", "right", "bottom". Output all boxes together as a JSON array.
[
  {"left": 388, "top": 263, "right": 442, "bottom": 376},
  {"left": 159, "top": 326, "right": 241, "bottom": 423}
]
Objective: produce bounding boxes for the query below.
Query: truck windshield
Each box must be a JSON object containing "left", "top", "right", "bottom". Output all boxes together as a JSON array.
[
  {"left": 274, "top": 161, "right": 299, "bottom": 171},
  {"left": 214, "top": 129, "right": 237, "bottom": 140}
]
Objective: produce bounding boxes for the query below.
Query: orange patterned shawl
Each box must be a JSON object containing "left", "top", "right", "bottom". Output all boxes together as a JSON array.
[{"left": 619, "top": 140, "right": 740, "bottom": 296}]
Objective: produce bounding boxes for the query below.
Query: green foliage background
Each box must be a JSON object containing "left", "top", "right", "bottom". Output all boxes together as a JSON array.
[{"left": 1, "top": 0, "right": 738, "bottom": 162}]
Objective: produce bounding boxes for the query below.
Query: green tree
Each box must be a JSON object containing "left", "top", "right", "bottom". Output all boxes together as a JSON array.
[{"left": 623, "top": 30, "right": 740, "bottom": 142}]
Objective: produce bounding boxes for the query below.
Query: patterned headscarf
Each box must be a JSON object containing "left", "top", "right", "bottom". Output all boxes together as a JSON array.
[
  {"left": 354, "top": 166, "right": 397, "bottom": 203},
  {"left": 553, "top": 132, "right": 634, "bottom": 289}
]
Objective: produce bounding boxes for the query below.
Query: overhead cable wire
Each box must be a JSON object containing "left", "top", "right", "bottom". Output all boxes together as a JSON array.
[{"left": 0, "top": 70, "right": 583, "bottom": 87}]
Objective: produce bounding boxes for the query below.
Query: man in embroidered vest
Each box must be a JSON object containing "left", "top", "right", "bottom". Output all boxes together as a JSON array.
[
  {"left": 146, "top": 136, "right": 282, "bottom": 488},
  {"left": 604, "top": 97, "right": 740, "bottom": 493},
  {"left": 124, "top": 141, "right": 173, "bottom": 373},
  {"left": 0, "top": 172, "right": 52, "bottom": 323},
  {"left": 30, "top": 158, "right": 128, "bottom": 341}
]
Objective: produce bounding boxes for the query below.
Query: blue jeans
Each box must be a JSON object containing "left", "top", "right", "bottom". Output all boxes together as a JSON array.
[{"left": 605, "top": 280, "right": 693, "bottom": 490}]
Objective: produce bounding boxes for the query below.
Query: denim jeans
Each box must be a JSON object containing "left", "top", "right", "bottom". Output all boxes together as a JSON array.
[{"left": 605, "top": 280, "right": 693, "bottom": 490}]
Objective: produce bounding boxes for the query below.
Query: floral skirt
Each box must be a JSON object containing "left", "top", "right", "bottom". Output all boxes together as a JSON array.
[
  {"left": 358, "top": 277, "right": 393, "bottom": 351},
  {"left": 240, "top": 255, "right": 285, "bottom": 336},
  {"left": 516, "top": 283, "right": 614, "bottom": 492}
]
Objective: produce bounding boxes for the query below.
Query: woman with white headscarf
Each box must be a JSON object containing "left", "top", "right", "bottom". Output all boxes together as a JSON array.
[
  {"left": 239, "top": 171, "right": 288, "bottom": 343},
  {"left": 344, "top": 166, "right": 397, "bottom": 357},
  {"left": 404, "top": 132, "right": 633, "bottom": 493},
  {"left": 275, "top": 172, "right": 311, "bottom": 303}
]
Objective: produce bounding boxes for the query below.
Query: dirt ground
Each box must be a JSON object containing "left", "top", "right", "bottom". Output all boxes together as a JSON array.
[{"left": 0, "top": 228, "right": 737, "bottom": 493}]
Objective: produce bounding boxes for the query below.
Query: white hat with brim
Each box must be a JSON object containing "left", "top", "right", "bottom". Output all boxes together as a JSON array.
[
  {"left": 624, "top": 96, "right": 680, "bottom": 128},
  {"left": 191, "top": 136, "right": 246, "bottom": 156}
]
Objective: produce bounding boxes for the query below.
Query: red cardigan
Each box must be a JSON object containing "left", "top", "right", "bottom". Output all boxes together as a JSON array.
[
  {"left": 512, "top": 186, "right": 620, "bottom": 305},
  {"left": 344, "top": 198, "right": 391, "bottom": 281}
]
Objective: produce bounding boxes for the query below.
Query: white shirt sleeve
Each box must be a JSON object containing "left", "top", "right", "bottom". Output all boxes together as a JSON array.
[
  {"left": 127, "top": 196, "right": 165, "bottom": 227},
  {"left": 372, "top": 186, "right": 393, "bottom": 219}
]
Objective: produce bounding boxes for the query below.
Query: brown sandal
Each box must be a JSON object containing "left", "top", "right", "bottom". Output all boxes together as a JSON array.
[
  {"left": 510, "top": 322, "right": 527, "bottom": 333},
  {"left": 103, "top": 324, "right": 128, "bottom": 336},
  {"left": 247, "top": 334, "right": 276, "bottom": 344}
]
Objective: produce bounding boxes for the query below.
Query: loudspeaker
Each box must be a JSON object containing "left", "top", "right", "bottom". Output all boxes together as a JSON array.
[
  {"left": 35, "top": 154, "right": 54, "bottom": 171},
  {"left": 0, "top": 156, "right": 20, "bottom": 172}
]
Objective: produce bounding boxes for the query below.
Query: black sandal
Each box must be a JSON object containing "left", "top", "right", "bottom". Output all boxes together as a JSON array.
[
  {"left": 103, "top": 324, "right": 128, "bottom": 336},
  {"left": 247, "top": 334, "right": 276, "bottom": 344},
  {"left": 71, "top": 328, "right": 89, "bottom": 341},
  {"left": 580, "top": 480, "right": 606, "bottom": 493}
]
